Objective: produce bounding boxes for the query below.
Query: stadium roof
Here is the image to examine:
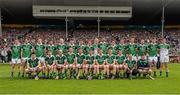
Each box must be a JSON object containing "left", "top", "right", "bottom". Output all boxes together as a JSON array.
[{"left": 0, "top": 0, "right": 180, "bottom": 25}]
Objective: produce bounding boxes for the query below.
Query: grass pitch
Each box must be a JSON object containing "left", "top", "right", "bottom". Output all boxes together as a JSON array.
[{"left": 0, "top": 64, "right": 180, "bottom": 94}]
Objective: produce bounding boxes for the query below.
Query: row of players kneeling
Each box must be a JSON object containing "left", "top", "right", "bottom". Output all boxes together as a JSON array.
[{"left": 25, "top": 53, "right": 154, "bottom": 80}]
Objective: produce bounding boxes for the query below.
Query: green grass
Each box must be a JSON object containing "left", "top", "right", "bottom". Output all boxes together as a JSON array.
[{"left": 0, "top": 64, "right": 180, "bottom": 94}]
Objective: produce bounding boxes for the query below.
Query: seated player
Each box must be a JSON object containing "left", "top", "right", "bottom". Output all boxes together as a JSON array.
[
  {"left": 85, "top": 48, "right": 95, "bottom": 80},
  {"left": 95, "top": 48, "right": 106, "bottom": 79},
  {"left": 125, "top": 54, "right": 137, "bottom": 80},
  {"left": 45, "top": 50, "right": 56, "bottom": 79},
  {"left": 76, "top": 48, "right": 86, "bottom": 79},
  {"left": 55, "top": 50, "right": 67, "bottom": 79},
  {"left": 66, "top": 47, "right": 76, "bottom": 79},
  {"left": 26, "top": 53, "right": 43, "bottom": 80},
  {"left": 137, "top": 55, "right": 154, "bottom": 80},
  {"left": 105, "top": 48, "right": 116, "bottom": 79},
  {"left": 115, "top": 49, "right": 126, "bottom": 78}
]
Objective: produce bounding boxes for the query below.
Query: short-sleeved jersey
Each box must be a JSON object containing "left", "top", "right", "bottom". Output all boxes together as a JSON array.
[
  {"left": 56, "top": 44, "right": 67, "bottom": 54},
  {"left": 137, "top": 59, "right": 149, "bottom": 68},
  {"left": 21, "top": 43, "right": 32, "bottom": 58},
  {"left": 125, "top": 60, "right": 136, "bottom": 69},
  {"left": 66, "top": 53, "right": 76, "bottom": 64},
  {"left": 46, "top": 45, "right": 56, "bottom": 55},
  {"left": 159, "top": 43, "right": 170, "bottom": 56},
  {"left": 126, "top": 43, "right": 137, "bottom": 56},
  {"left": 148, "top": 43, "right": 159, "bottom": 57},
  {"left": 45, "top": 55, "right": 55, "bottom": 65},
  {"left": 98, "top": 43, "right": 108, "bottom": 54},
  {"left": 76, "top": 53, "right": 85, "bottom": 64},
  {"left": 55, "top": 55, "right": 66, "bottom": 64},
  {"left": 116, "top": 55, "right": 126, "bottom": 64},
  {"left": 137, "top": 44, "right": 148, "bottom": 56},
  {"left": 96, "top": 55, "right": 106, "bottom": 65},
  {"left": 11, "top": 45, "right": 21, "bottom": 59},
  {"left": 106, "top": 55, "right": 115, "bottom": 64},
  {"left": 85, "top": 55, "right": 95, "bottom": 64},
  {"left": 28, "top": 58, "right": 39, "bottom": 68},
  {"left": 34, "top": 44, "right": 45, "bottom": 57},
  {"left": 67, "top": 44, "right": 77, "bottom": 54},
  {"left": 116, "top": 44, "right": 126, "bottom": 55},
  {"left": 108, "top": 45, "right": 117, "bottom": 55},
  {"left": 84, "top": 45, "right": 93, "bottom": 55}
]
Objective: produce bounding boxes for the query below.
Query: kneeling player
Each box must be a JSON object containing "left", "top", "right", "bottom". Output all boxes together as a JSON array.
[
  {"left": 125, "top": 54, "right": 137, "bottom": 80},
  {"left": 45, "top": 50, "right": 56, "bottom": 78},
  {"left": 55, "top": 50, "right": 67, "bottom": 79},
  {"left": 137, "top": 55, "right": 154, "bottom": 80},
  {"left": 26, "top": 53, "right": 43, "bottom": 80}
]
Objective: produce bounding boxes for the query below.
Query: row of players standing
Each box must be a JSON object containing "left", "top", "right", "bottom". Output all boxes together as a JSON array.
[{"left": 10, "top": 37, "right": 170, "bottom": 79}]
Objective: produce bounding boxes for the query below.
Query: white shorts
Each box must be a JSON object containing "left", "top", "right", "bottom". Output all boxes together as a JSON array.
[
  {"left": 132, "top": 56, "right": 137, "bottom": 61},
  {"left": 160, "top": 55, "right": 169, "bottom": 63},
  {"left": 37, "top": 57, "right": 44, "bottom": 62},
  {"left": 11, "top": 58, "right": 21, "bottom": 64},
  {"left": 22, "top": 57, "right": 29, "bottom": 62},
  {"left": 148, "top": 56, "right": 158, "bottom": 63},
  {"left": 77, "top": 64, "right": 83, "bottom": 68}
]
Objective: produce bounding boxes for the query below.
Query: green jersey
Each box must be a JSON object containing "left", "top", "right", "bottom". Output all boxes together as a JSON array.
[
  {"left": 96, "top": 55, "right": 106, "bottom": 65},
  {"left": 45, "top": 55, "right": 55, "bottom": 65},
  {"left": 34, "top": 44, "right": 45, "bottom": 57},
  {"left": 116, "top": 44, "right": 126, "bottom": 55},
  {"left": 106, "top": 55, "right": 115, "bottom": 64},
  {"left": 66, "top": 53, "right": 76, "bottom": 64},
  {"left": 55, "top": 55, "right": 66, "bottom": 64},
  {"left": 85, "top": 55, "right": 95, "bottom": 64},
  {"left": 84, "top": 45, "right": 93, "bottom": 55},
  {"left": 126, "top": 43, "right": 137, "bottom": 56},
  {"left": 21, "top": 43, "right": 32, "bottom": 58},
  {"left": 56, "top": 44, "right": 67, "bottom": 53},
  {"left": 116, "top": 55, "right": 126, "bottom": 64},
  {"left": 98, "top": 43, "right": 108, "bottom": 54},
  {"left": 159, "top": 43, "right": 170, "bottom": 55},
  {"left": 108, "top": 45, "right": 117, "bottom": 55},
  {"left": 11, "top": 45, "right": 21, "bottom": 59},
  {"left": 137, "top": 59, "right": 149, "bottom": 68},
  {"left": 76, "top": 53, "right": 85, "bottom": 64},
  {"left": 67, "top": 44, "right": 77, "bottom": 54},
  {"left": 28, "top": 58, "right": 39, "bottom": 68},
  {"left": 137, "top": 44, "right": 148, "bottom": 56},
  {"left": 125, "top": 60, "right": 136, "bottom": 69},
  {"left": 148, "top": 43, "right": 159, "bottom": 57},
  {"left": 46, "top": 45, "right": 56, "bottom": 55}
]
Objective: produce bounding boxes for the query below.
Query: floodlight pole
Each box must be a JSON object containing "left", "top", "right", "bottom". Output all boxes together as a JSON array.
[
  {"left": 97, "top": 17, "right": 100, "bottom": 37},
  {"left": 0, "top": 8, "right": 2, "bottom": 37},
  {"left": 161, "top": 0, "right": 165, "bottom": 38},
  {"left": 65, "top": 16, "right": 68, "bottom": 39}
]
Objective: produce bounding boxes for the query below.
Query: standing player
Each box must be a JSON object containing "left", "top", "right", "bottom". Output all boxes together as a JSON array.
[
  {"left": 159, "top": 38, "right": 170, "bottom": 77},
  {"left": 148, "top": 38, "right": 159, "bottom": 77},
  {"left": 117, "top": 39, "right": 127, "bottom": 56},
  {"left": 46, "top": 40, "right": 56, "bottom": 56},
  {"left": 108, "top": 40, "right": 117, "bottom": 55},
  {"left": 45, "top": 50, "right": 56, "bottom": 78},
  {"left": 126, "top": 38, "right": 138, "bottom": 61},
  {"left": 21, "top": 38, "right": 33, "bottom": 77},
  {"left": 57, "top": 38, "right": 67, "bottom": 54},
  {"left": 99, "top": 38, "right": 108, "bottom": 55},
  {"left": 55, "top": 50, "right": 67, "bottom": 79},
  {"left": 10, "top": 39, "right": 21, "bottom": 78},
  {"left": 93, "top": 38, "right": 99, "bottom": 56},
  {"left": 137, "top": 39, "right": 148, "bottom": 60},
  {"left": 26, "top": 53, "right": 43, "bottom": 80},
  {"left": 84, "top": 39, "right": 93, "bottom": 55}
]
